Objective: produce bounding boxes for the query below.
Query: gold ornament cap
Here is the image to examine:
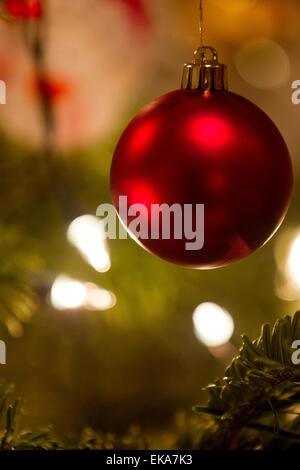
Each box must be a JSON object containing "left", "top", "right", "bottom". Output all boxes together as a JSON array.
[{"left": 181, "top": 46, "right": 228, "bottom": 91}]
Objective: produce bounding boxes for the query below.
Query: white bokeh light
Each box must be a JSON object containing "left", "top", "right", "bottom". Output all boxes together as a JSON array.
[
  {"left": 50, "top": 276, "right": 116, "bottom": 312},
  {"left": 192, "top": 302, "right": 234, "bottom": 347},
  {"left": 287, "top": 234, "right": 300, "bottom": 287},
  {"left": 50, "top": 275, "right": 87, "bottom": 310},
  {"left": 67, "top": 214, "right": 111, "bottom": 273},
  {"left": 85, "top": 283, "right": 116, "bottom": 311}
]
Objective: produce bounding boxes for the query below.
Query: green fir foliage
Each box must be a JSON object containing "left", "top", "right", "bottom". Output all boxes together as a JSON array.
[{"left": 1, "top": 313, "right": 300, "bottom": 450}]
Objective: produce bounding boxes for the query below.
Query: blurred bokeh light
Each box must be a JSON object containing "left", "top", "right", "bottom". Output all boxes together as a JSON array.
[
  {"left": 50, "top": 275, "right": 87, "bottom": 310},
  {"left": 50, "top": 275, "right": 116, "bottom": 311},
  {"left": 192, "top": 302, "right": 234, "bottom": 347},
  {"left": 85, "top": 282, "right": 116, "bottom": 310},
  {"left": 287, "top": 233, "right": 300, "bottom": 287},
  {"left": 234, "top": 38, "right": 290, "bottom": 89},
  {"left": 67, "top": 214, "right": 111, "bottom": 273}
]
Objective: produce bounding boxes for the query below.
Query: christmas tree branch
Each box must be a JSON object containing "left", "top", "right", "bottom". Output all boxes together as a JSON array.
[{"left": 193, "top": 312, "right": 300, "bottom": 449}]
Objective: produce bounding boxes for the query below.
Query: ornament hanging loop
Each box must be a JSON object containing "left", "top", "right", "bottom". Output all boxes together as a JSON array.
[
  {"left": 182, "top": 0, "right": 228, "bottom": 91},
  {"left": 194, "top": 46, "right": 218, "bottom": 64},
  {"left": 181, "top": 45, "right": 228, "bottom": 91}
]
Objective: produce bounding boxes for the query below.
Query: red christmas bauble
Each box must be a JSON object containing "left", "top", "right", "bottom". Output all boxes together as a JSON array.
[{"left": 110, "top": 89, "right": 293, "bottom": 269}]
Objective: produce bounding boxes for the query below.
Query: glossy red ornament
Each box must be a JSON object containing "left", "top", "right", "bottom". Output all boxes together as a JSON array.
[{"left": 111, "top": 88, "right": 293, "bottom": 269}]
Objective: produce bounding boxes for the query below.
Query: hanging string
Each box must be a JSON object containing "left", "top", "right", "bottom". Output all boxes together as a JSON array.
[{"left": 199, "top": 0, "right": 204, "bottom": 47}]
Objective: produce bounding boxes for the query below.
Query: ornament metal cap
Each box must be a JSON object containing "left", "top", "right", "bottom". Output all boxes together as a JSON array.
[{"left": 181, "top": 46, "right": 228, "bottom": 91}]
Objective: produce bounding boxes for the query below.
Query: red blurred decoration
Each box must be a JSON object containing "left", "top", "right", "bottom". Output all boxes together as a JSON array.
[
  {"left": 111, "top": 89, "right": 293, "bottom": 269},
  {"left": 5, "top": 0, "right": 43, "bottom": 18},
  {"left": 31, "top": 74, "right": 68, "bottom": 102},
  {"left": 110, "top": 0, "right": 150, "bottom": 29}
]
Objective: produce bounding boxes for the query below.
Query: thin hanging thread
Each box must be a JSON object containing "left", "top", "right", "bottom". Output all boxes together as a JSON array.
[{"left": 199, "top": 0, "right": 204, "bottom": 47}]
